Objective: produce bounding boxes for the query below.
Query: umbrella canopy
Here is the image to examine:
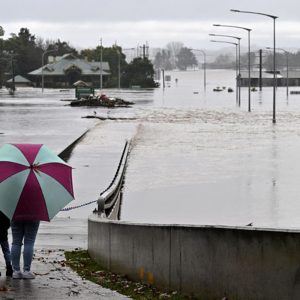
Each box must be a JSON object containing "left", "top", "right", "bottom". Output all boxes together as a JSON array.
[{"left": 0, "top": 143, "right": 74, "bottom": 221}]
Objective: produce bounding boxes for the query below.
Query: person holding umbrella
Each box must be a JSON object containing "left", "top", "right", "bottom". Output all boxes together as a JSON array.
[
  {"left": 0, "top": 211, "right": 13, "bottom": 277},
  {"left": 11, "top": 220, "right": 40, "bottom": 279},
  {"left": 0, "top": 143, "right": 74, "bottom": 279}
]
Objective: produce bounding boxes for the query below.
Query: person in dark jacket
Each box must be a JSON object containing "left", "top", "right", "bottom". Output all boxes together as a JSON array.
[{"left": 0, "top": 211, "right": 13, "bottom": 276}]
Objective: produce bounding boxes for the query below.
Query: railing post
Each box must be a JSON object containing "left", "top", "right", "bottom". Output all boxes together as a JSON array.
[{"left": 97, "top": 195, "right": 106, "bottom": 216}]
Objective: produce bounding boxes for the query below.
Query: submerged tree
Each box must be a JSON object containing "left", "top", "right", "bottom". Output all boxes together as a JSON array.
[
  {"left": 153, "top": 42, "right": 199, "bottom": 71},
  {"left": 176, "top": 47, "right": 197, "bottom": 70},
  {"left": 153, "top": 49, "right": 173, "bottom": 70},
  {"left": 166, "top": 41, "right": 184, "bottom": 69},
  {"left": 122, "top": 57, "right": 157, "bottom": 88}
]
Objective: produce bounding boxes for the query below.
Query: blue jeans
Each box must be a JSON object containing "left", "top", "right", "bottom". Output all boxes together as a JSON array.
[
  {"left": 11, "top": 221, "right": 40, "bottom": 272},
  {"left": 0, "top": 240, "right": 11, "bottom": 267}
]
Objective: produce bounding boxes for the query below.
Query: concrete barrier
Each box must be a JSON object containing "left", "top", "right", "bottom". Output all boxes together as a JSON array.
[{"left": 88, "top": 214, "right": 300, "bottom": 300}]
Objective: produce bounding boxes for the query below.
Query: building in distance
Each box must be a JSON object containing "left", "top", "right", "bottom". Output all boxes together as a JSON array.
[{"left": 28, "top": 53, "right": 110, "bottom": 88}]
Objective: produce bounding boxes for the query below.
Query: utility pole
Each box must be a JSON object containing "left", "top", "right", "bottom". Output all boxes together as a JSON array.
[
  {"left": 11, "top": 55, "right": 15, "bottom": 93},
  {"left": 259, "top": 49, "right": 262, "bottom": 91},
  {"left": 140, "top": 43, "right": 149, "bottom": 59},
  {"left": 100, "top": 38, "right": 103, "bottom": 90}
]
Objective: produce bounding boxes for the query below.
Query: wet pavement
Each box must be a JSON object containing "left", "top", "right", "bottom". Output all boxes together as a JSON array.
[{"left": 0, "top": 218, "right": 130, "bottom": 300}]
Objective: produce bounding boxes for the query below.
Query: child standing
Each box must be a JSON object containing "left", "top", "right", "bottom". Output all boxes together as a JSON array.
[{"left": 0, "top": 211, "right": 13, "bottom": 277}]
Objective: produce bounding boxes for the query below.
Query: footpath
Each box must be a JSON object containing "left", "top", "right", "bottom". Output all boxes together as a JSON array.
[{"left": 0, "top": 218, "right": 130, "bottom": 300}]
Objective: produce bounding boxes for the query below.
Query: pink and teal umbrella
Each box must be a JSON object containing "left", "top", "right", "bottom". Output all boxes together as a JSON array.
[{"left": 0, "top": 143, "right": 74, "bottom": 221}]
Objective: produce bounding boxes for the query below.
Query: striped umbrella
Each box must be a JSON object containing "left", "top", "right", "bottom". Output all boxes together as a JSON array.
[{"left": 0, "top": 143, "right": 74, "bottom": 221}]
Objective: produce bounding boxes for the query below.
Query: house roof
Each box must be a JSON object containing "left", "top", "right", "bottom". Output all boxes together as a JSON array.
[
  {"left": 28, "top": 53, "right": 110, "bottom": 76},
  {"left": 7, "top": 75, "right": 32, "bottom": 83}
]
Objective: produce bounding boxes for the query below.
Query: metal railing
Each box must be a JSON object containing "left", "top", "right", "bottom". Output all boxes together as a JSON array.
[{"left": 95, "top": 140, "right": 130, "bottom": 219}]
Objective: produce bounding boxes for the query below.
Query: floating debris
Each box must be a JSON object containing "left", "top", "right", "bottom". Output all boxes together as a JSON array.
[
  {"left": 82, "top": 115, "right": 137, "bottom": 121},
  {"left": 213, "top": 87, "right": 223, "bottom": 92},
  {"left": 70, "top": 94, "right": 134, "bottom": 108}
]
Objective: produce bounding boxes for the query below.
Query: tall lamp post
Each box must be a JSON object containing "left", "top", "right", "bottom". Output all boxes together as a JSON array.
[
  {"left": 230, "top": 9, "right": 278, "bottom": 123},
  {"left": 189, "top": 49, "right": 207, "bottom": 90},
  {"left": 42, "top": 49, "right": 55, "bottom": 93},
  {"left": 10, "top": 53, "right": 15, "bottom": 92},
  {"left": 209, "top": 33, "right": 241, "bottom": 105},
  {"left": 266, "top": 47, "right": 289, "bottom": 98},
  {"left": 99, "top": 38, "right": 103, "bottom": 90},
  {"left": 213, "top": 24, "right": 252, "bottom": 112},
  {"left": 117, "top": 49, "right": 121, "bottom": 89},
  {"left": 210, "top": 40, "right": 238, "bottom": 98}
]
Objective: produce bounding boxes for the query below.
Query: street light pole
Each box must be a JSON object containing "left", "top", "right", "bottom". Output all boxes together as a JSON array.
[
  {"left": 42, "top": 49, "right": 55, "bottom": 93},
  {"left": 230, "top": 9, "right": 278, "bottom": 122},
  {"left": 190, "top": 49, "right": 207, "bottom": 90},
  {"left": 9, "top": 53, "right": 16, "bottom": 94},
  {"left": 247, "top": 31, "right": 251, "bottom": 112},
  {"left": 118, "top": 51, "right": 121, "bottom": 89},
  {"left": 117, "top": 49, "right": 121, "bottom": 89},
  {"left": 100, "top": 38, "right": 103, "bottom": 90},
  {"left": 210, "top": 40, "right": 238, "bottom": 98},
  {"left": 286, "top": 50, "right": 289, "bottom": 97},
  {"left": 209, "top": 34, "right": 241, "bottom": 105},
  {"left": 200, "top": 50, "right": 207, "bottom": 91},
  {"left": 213, "top": 24, "right": 252, "bottom": 112}
]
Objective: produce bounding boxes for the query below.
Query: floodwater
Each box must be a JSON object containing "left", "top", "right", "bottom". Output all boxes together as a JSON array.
[{"left": 2, "top": 69, "right": 300, "bottom": 230}]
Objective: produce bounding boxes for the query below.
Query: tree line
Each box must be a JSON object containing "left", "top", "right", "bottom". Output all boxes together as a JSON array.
[
  {"left": 207, "top": 50, "right": 300, "bottom": 72},
  {"left": 153, "top": 41, "right": 300, "bottom": 72},
  {"left": 0, "top": 26, "right": 157, "bottom": 88},
  {"left": 153, "top": 41, "right": 198, "bottom": 71}
]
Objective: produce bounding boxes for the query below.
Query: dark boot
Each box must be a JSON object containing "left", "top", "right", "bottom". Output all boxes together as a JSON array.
[{"left": 6, "top": 265, "right": 13, "bottom": 277}]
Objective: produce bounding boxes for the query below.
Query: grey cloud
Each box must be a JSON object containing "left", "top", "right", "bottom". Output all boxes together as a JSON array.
[{"left": 1, "top": 0, "right": 299, "bottom": 23}]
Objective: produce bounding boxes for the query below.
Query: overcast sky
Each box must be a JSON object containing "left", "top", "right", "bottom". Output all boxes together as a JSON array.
[{"left": 1, "top": 0, "right": 300, "bottom": 51}]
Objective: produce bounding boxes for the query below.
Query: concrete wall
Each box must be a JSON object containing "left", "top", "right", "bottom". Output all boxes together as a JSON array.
[{"left": 88, "top": 214, "right": 300, "bottom": 300}]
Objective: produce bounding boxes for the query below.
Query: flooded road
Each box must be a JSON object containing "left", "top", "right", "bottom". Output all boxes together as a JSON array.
[
  {"left": 2, "top": 69, "right": 300, "bottom": 229},
  {"left": 122, "top": 108, "right": 300, "bottom": 228}
]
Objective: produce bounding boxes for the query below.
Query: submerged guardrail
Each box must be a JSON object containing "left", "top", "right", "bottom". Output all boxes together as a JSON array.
[
  {"left": 95, "top": 140, "right": 130, "bottom": 219},
  {"left": 58, "top": 129, "right": 89, "bottom": 161}
]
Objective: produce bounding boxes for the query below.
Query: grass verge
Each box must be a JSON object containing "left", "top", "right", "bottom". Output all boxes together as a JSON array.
[{"left": 65, "top": 249, "right": 194, "bottom": 299}]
